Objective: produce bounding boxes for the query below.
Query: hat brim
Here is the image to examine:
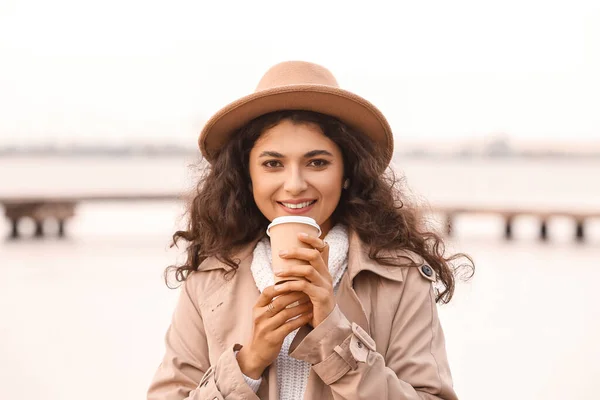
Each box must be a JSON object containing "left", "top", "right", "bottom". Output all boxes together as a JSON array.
[{"left": 199, "top": 84, "right": 394, "bottom": 172}]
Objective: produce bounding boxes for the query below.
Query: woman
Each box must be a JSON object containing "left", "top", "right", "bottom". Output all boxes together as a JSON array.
[{"left": 148, "top": 61, "right": 473, "bottom": 399}]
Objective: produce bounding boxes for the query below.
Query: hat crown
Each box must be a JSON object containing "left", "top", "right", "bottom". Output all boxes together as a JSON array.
[{"left": 255, "top": 61, "right": 340, "bottom": 92}]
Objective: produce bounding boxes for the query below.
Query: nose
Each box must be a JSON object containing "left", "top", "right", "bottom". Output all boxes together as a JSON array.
[{"left": 283, "top": 167, "right": 308, "bottom": 195}]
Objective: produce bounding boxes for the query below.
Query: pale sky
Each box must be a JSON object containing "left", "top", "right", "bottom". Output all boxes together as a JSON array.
[{"left": 0, "top": 0, "right": 599, "bottom": 146}]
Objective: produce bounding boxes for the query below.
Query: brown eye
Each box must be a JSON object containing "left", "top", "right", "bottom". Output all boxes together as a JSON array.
[
  {"left": 309, "top": 159, "right": 330, "bottom": 167},
  {"left": 263, "top": 160, "right": 282, "bottom": 168}
]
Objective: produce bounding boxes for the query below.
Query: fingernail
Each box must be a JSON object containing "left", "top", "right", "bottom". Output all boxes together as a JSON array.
[
  {"left": 279, "top": 250, "right": 288, "bottom": 256},
  {"left": 299, "top": 232, "right": 308, "bottom": 237},
  {"left": 286, "top": 300, "right": 300, "bottom": 309},
  {"left": 274, "top": 284, "right": 283, "bottom": 291}
]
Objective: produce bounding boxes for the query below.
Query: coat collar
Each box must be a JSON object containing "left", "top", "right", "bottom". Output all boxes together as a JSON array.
[
  {"left": 196, "top": 229, "right": 423, "bottom": 282},
  {"left": 346, "top": 229, "right": 423, "bottom": 283}
]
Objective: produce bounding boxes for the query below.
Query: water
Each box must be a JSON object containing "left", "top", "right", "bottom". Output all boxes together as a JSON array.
[
  {"left": 1, "top": 157, "right": 599, "bottom": 210},
  {"left": 1, "top": 157, "right": 599, "bottom": 400}
]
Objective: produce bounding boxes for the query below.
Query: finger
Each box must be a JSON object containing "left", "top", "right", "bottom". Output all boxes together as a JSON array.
[
  {"left": 265, "top": 302, "right": 313, "bottom": 330},
  {"left": 297, "top": 233, "right": 328, "bottom": 253},
  {"left": 274, "top": 311, "right": 313, "bottom": 337},
  {"left": 259, "top": 290, "right": 310, "bottom": 317},
  {"left": 297, "top": 233, "right": 330, "bottom": 265},
  {"left": 276, "top": 264, "right": 325, "bottom": 285},
  {"left": 279, "top": 248, "right": 330, "bottom": 278},
  {"left": 255, "top": 285, "right": 280, "bottom": 307},
  {"left": 274, "top": 279, "right": 325, "bottom": 299},
  {"left": 321, "top": 242, "right": 330, "bottom": 268},
  {"left": 276, "top": 290, "right": 310, "bottom": 306},
  {"left": 280, "top": 248, "right": 323, "bottom": 263},
  {"left": 283, "top": 292, "right": 311, "bottom": 309}
]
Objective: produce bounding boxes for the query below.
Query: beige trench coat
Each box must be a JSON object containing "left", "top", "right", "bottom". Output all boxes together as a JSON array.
[{"left": 148, "top": 229, "right": 458, "bottom": 399}]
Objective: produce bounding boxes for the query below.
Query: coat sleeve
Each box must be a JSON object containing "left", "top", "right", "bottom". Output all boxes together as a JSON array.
[
  {"left": 289, "top": 265, "right": 458, "bottom": 400},
  {"left": 147, "top": 275, "right": 261, "bottom": 400}
]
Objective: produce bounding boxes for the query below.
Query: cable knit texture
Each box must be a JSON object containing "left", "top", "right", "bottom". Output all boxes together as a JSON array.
[{"left": 247, "top": 224, "right": 349, "bottom": 399}]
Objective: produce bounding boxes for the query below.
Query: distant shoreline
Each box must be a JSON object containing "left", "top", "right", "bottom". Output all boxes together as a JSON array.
[
  {"left": 0, "top": 145, "right": 598, "bottom": 159},
  {"left": 2, "top": 134, "right": 600, "bottom": 159}
]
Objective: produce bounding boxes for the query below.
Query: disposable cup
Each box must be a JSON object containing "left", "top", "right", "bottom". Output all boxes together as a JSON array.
[{"left": 266, "top": 216, "right": 321, "bottom": 284}]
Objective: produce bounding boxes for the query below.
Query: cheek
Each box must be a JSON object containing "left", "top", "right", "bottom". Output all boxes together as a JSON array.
[
  {"left": 325, "top": 187, "right": 342, "bottom": 207},
  {"left": 251, "top": 176, "right": 279, "bottom": 202},
  {"left": 318, "top": 178, "right": 343, "bottom": 206}
]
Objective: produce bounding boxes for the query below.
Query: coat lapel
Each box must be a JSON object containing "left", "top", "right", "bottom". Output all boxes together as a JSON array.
[
  {"left": 336, "top": 229, "right": 421, "bottom": 334},
  {"left": 335, "top": 270, "right": 370, "bottom": 332}
]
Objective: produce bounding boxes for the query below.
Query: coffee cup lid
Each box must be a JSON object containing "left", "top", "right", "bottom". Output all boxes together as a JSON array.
[{"left": 266, "top": 216, "right": 322, "bottom": 237}]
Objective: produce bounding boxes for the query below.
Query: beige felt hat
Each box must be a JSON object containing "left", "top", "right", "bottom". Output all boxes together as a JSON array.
[{"left": 198, "top": 60, "right": 394, "bottom": 172}]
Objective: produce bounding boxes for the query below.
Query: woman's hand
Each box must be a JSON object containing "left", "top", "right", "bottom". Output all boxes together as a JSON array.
[
  {"left": 237, "top": 287, "right": 313, "bottom": 379},
  {"left": 274, "top": 232, "right": 336, "bottom": 328}
]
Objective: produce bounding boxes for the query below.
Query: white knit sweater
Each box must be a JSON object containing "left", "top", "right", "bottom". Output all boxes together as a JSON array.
[{"left": 240, "top": 224, "right": 349, "bottom": 399}]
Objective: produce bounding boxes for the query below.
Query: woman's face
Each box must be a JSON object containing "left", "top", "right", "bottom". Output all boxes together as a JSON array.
[{"left": 248, "top": 119, "right": 345, "bottom": 238}]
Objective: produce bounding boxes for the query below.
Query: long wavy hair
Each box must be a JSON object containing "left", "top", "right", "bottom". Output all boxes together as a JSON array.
[{"left": 167, "top": 110, "right": 474, "bottom": 303}]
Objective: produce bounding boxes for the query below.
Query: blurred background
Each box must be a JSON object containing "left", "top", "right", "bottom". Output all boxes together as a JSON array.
[{"left": 1, "top": 0, "right": 599, "bottom": 399}]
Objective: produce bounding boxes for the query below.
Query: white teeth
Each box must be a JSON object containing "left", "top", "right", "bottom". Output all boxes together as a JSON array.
[{"left": 281, "top": 200, "right": 315, "bottom": 209}]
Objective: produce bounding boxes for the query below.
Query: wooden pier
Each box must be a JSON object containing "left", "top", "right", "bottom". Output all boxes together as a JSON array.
[
  {"left": 436, "top": 206, "right": 598, "bottom": 242},
  {"left": 1, "top": 194, "right": 181, "bottom": 239},
  {"left": 1, "top": 196, "right": 598, "bottom": 242}
]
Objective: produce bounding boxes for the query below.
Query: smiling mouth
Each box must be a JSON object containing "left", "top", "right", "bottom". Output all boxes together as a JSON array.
[{"left": 277, "top": 200, "right": 317, "bottom": 210}]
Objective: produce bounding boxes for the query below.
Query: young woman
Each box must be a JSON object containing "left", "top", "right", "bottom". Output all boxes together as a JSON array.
[{"left": 147, "top": 61, "right": 473, "bottom": 400}]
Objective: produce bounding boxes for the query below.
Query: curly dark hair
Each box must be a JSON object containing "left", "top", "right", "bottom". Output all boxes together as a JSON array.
[{"left": 167, "top": 110, "right": 474, "bottom": 303}]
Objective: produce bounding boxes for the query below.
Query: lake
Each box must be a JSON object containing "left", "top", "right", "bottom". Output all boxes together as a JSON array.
[{"left": 0, "top": 156, "right": 599, "bottom": 399}]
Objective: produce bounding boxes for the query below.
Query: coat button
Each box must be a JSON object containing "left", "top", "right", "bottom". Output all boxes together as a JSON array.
[
  {"left": 421, "top": 265, "right": 433, "bottom": 277},
  {"left": 357, "top": 341, "right": 363, "bottom": 349}
]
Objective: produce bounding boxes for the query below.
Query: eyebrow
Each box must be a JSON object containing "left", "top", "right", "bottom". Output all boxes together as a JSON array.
[{"left": 258, "top": 150, "right": 334, "bottom": 158}]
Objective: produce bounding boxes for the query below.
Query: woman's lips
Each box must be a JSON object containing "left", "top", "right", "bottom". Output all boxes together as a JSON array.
[{"left": 277, "top": 200, "right": 317, "bottom": 215}]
